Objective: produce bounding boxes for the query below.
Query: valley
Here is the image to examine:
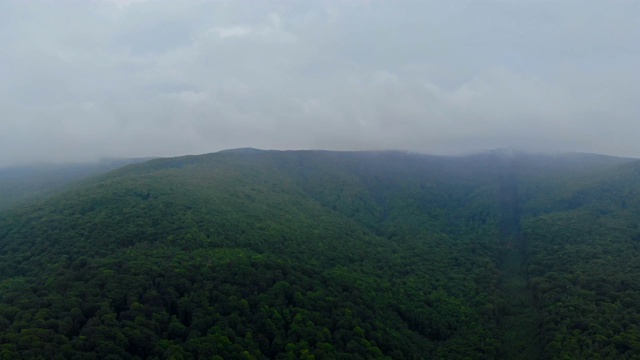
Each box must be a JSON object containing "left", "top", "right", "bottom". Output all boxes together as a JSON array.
[{"left": 496, "top": 160, "right": 539, "bottom": 358}]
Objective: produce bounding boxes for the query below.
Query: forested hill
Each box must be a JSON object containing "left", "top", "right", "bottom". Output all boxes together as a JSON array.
[{"left": 0, "top": 149, "right": 638, "bottom": 359}]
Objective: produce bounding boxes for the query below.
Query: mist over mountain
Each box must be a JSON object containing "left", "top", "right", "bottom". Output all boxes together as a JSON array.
[
  {"left": 0, "top": 158, "right": 153, "bottom": 211},
  {"left": 1, "top": 149, "right": 639, "bottom": 359},
  {"left": 2, "top": 1, "right": 640, "bottom": 164},
  {"left": 3, "top": 1, "right": 637, "bottom": 357}
]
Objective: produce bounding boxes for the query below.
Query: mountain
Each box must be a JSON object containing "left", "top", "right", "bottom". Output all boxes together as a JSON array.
[
  {"left": 0, "top": 158, "right": 153, "bottom": 211},
  {"left": 0, "top": 149, "right": 638, "bottom": 359}
]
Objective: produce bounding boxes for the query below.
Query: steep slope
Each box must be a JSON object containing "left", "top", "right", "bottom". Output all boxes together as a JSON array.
[
  {"left": 522, "top": 160, "right": 640, "bottom": 359},
  {"left": 0, "top": 149, "right": 635, "bottom": 359}
]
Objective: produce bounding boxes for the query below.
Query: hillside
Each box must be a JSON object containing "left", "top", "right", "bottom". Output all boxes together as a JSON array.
[{"left": 0, "top": 149, "right": 638, "bottom": 359}]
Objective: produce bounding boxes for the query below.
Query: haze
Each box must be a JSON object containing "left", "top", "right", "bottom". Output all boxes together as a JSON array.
[{"left": 1, "top": 0, "right": 639, "bottom": 167}]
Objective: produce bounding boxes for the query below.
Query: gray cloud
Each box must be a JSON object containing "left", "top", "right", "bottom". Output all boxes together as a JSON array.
[{"left": 1, "top": 0, "right": 639, "bottom": 166}]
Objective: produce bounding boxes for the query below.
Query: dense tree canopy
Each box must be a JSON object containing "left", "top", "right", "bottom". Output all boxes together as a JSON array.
[{"left": 0, "top": 149, "right": 638, "bottom": 359}]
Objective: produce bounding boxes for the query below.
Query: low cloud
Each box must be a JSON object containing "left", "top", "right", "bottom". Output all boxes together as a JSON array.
[{"left": 1, "top": 0, "right": 639, "bottom": 166}]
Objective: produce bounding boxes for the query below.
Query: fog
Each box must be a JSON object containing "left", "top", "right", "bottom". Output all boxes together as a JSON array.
[{"left": 1, "top": 0, "right": 639, "bottom": 166}]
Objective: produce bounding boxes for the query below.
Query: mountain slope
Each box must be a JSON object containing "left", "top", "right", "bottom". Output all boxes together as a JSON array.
[
  {"left": 521, "top": 159, "right": 640, "bottom": 359},
  {"left": 0, "top": 149, "right": 637, "bottom": 359}
]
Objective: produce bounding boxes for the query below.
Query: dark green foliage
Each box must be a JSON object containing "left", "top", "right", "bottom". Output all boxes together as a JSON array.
[
  {"left": 0, "top": 149, "right": 638, "bottom": 359},
  {"left": 522, "top": 160, "right": 640, "bottom": 360}
]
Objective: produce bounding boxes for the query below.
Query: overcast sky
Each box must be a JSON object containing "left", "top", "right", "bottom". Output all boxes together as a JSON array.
[{"left": 1, "top": 0, "right": 639, "bottom": 166}]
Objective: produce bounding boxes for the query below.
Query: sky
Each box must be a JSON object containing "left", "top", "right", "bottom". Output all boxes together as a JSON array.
[{"left": 1, "top": 0, "right": 639, "bottom": 166}]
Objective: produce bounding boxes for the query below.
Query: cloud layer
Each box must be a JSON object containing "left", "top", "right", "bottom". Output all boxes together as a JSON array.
[{"left": 2, "top": 0, "right": 639, "bottom": 165}]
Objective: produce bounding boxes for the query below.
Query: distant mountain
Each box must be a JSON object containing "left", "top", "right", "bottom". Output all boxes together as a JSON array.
[
  {"left": 0, "top": 158, "right": 153, "bottom": 211},
  {"left": 0, "top": 149, "right": 638, "bottom": 359}
]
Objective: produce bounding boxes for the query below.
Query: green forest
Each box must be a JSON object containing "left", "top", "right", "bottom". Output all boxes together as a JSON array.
[{"left": 0, "top": 149, "right": 639, "bottom": 359}]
